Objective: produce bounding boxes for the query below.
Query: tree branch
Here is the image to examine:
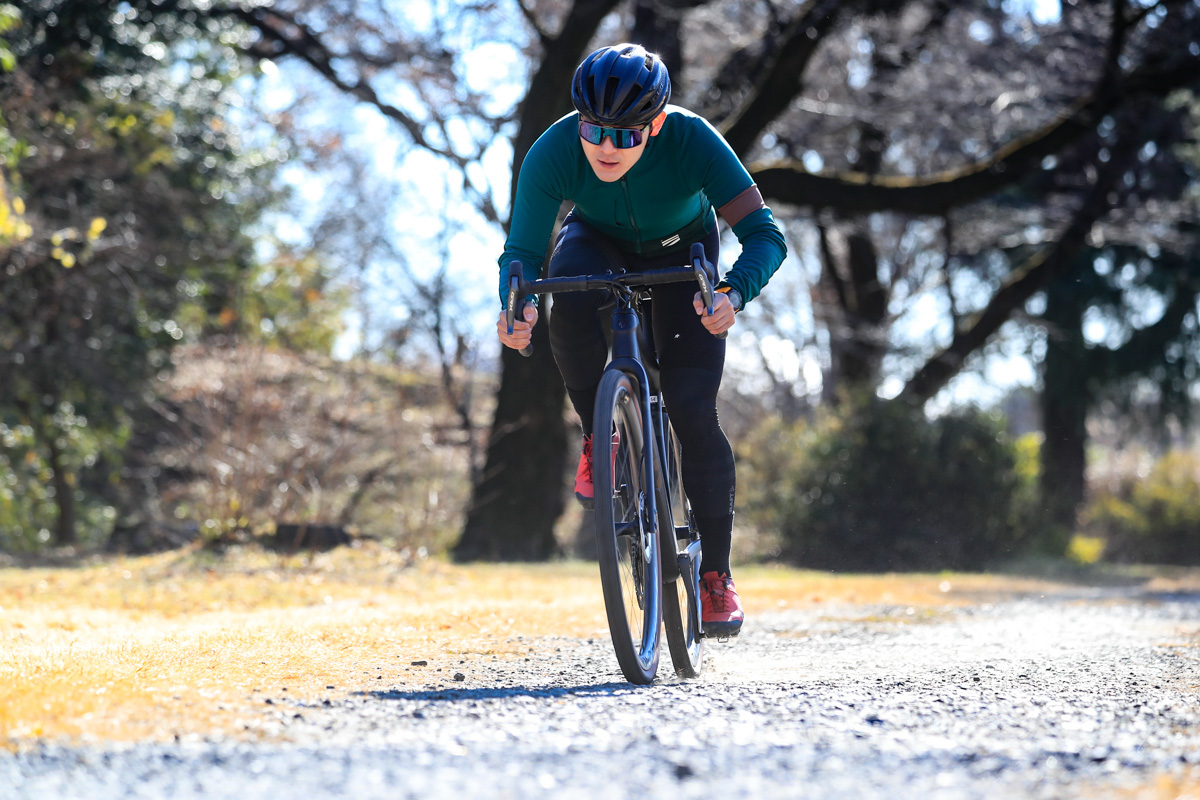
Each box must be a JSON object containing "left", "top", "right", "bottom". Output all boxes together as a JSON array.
[
  {"left": 515, "top": 0, "right": 553, "bottom": 46},
  {"left": 220, "top": 10, "right": 468, "bottom": 156},
  {"left": 1086, "top": 267, "right": 1200, "bottom": 382},
  {"left": 717, "top": 0, "right": 844, "bottom": 156},
  {"left": 899, "top": 136, "right": 1142, "bottom": 403},
  {"left": 752, "top": 53, "right": 1200, "bottom": 215}
]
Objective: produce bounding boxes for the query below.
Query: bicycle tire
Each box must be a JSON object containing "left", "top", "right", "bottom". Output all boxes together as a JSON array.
[
  {"left": 659, "top": 417, "right": 704, "bottom": 678},
  {"left": 593, "top": 369, "right": 661, "bottom": 685}
]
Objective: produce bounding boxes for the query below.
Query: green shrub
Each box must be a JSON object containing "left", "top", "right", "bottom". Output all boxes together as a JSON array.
[
  {"left": 1082, "top": 450, "right": 1200, "bottom": 565},
  {"left": 738, "top": 399, "right": 1028, "bottom": 571},
  {"left": 0, "top": 406, "right": 122, "bottom": 552}
]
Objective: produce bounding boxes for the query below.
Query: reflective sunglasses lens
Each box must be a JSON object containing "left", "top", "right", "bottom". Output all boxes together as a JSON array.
[
  {"left": 613, "top": 128, "right": 643, "bottom": 148},
  {"left": 579, "top": 121, "right": 604, "bottom": 145},
  {"left": 579, "top": 121, "right": 644, "bottom": 149}
]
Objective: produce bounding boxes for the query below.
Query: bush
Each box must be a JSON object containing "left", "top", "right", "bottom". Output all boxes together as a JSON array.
[
  {"left": 738, "top": 399, "right": 1029, "bottom": 571},
  {"left": 146, "top": 343, "right": 478, "bottom": 556},
  {"left": 1081, "top": 450, "right": 1200, "bottom": 565},
  {"left": 0, "top": 406, "right": 123, "bottom": 553}
]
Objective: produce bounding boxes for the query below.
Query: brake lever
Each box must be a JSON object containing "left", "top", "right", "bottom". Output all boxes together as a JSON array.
[
  {"left": 690, "top": 243, "right": 727, "bottom": 341},
  {"left": 505, "top": 261, "right": 533, "bottom": 357}
]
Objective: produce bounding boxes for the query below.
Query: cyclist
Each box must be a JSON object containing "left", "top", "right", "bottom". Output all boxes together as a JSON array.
[{"left": 496, "top": 43, "right": 787, "bottom": 638}]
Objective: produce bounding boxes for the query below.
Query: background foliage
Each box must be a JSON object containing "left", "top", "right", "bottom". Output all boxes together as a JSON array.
[
  {"left": 1082, "top": 450, "right": 1200, "bottom": 566},
  {"left": 739, "top": 400, "right": 1035, "bottom": 571},
  {"left": 1, "top": 0, "right": 1199, "bottom": 569}
]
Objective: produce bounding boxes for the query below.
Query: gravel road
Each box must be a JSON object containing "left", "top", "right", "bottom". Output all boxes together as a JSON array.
[{"left": 5, "top": 584, "right": 1199, "bottom": 799}]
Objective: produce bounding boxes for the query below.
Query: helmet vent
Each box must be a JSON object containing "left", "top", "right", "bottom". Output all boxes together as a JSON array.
[{"left": 603, "top": 76, "right": 620, "bottom": 110}]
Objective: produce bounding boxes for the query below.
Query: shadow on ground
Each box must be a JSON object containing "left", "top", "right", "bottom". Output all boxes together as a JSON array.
[{"left": 357, "top": 682, "right": 646, "bottom": 704}]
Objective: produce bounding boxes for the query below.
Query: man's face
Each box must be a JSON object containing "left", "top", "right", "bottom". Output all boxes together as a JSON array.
[{"left": 579, "top": 123, "right": 649, "bottom": 182}]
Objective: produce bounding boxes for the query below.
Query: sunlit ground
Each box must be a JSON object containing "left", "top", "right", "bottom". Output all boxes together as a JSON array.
[{"left": 1, "top": 544, "right": 1196, "bottom": 775}]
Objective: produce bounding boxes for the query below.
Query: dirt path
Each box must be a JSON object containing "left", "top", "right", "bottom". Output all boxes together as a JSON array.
[{"left": 4, "top": 563, "right": 1199, "bottom": 799}]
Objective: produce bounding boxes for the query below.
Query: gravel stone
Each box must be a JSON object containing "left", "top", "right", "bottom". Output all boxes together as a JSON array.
[{"left": 3, "top": 587, "right": 1198, "bottom": 798}]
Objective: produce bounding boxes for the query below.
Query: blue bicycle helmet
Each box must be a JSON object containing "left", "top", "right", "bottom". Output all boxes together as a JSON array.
[{"left": 571, "top": 43, "right": 671, "bottom": 128}]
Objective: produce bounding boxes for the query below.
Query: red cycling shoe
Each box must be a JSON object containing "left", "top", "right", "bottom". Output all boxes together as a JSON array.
[
  {"left": 700, "top": 571, "right": 744, "bottom": 638},
  {"left": 575, "top": 434, "right": 596, "bottom": 509},
  {"left": 575, "top": 433, "right": 620, "bottom": 510}
]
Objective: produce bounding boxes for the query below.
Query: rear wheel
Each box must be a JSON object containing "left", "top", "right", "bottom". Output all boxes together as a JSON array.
[
  {"left": 593, "top": 370, "right": 661, "bottom": 685},
  {"left": 659, "top": 418, "right": 704, "bottom": 678}
]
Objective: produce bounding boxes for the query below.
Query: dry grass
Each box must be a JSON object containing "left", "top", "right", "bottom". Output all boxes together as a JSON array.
[
  {"left": 2, "top": 546, "right": 1197, "bottom": 750},
  {"left": 0, "top": 546, "right": 610, "bottom": 747},
  {"left": 1086, "top": 771, "right": 1200, "bottom": 800}
]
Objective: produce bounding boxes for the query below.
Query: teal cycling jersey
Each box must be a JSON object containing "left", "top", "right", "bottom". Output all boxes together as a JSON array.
[{"left": 499, "top": 105, "right": 787, "bottom": 306}]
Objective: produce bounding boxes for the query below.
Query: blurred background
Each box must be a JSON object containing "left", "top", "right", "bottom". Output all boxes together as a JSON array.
[{"left": 1, "top": 0, "right": 1198, "bottom": 571}]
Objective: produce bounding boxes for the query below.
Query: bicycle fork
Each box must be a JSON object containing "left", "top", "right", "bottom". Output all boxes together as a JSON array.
[{"left": 609, "top": 305, "right": 659, "bottom": 566}]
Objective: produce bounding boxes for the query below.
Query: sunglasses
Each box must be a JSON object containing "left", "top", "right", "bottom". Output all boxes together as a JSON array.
[{"left": 578, "top": 120, "right": 649, "bottom": 149}]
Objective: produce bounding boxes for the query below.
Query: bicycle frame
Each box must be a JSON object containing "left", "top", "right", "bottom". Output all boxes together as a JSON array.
[
  {"left": 652, "top": 390, "right": 704, "bottom": 603},
  {"left": 505, "top": 242, "right": 717, "bottom": 679},
  {"left": 505, "top": 242, "right": 717, "bottom": 561}
]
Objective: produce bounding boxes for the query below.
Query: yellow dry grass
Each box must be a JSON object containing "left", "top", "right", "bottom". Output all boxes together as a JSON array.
[
  {"left": 1090, "top": 770, "right": 1200, "bottom": 800},
  {"left": 1, "top": 546, "right": 1195, "bottom": 751},
  {"left": 0, "top": 546, "right": 611, "bottom": 747}
]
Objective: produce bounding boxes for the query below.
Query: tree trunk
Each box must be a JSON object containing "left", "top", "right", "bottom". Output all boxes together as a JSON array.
[
  {"left": 455, "top": 323, "right": 568, "bottom": 561},
  {"left": 817, "top": 222, "right": 889, "bottom": 401},
  {"left": 817, "top": 121, "right": 889, "bottom": 402},
  {"left": 46, "top": 434, "right": 78, "bottom": 546},
  {"left": 1038, "top": 273, "right": 1091, "bottom": 543}
]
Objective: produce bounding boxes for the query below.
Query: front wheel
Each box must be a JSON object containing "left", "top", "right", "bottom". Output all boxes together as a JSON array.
[{"left": 593, "top": 370, "right": 661, "bottom": 685}]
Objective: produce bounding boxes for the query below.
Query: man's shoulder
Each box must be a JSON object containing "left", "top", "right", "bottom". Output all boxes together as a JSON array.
[
  {"left": 660, "top": 105, "right": 721, "bottom": 142},
  {"left": 531, "top": 113, "right": 581, "bottom": 151},
  {"left": 549, "top": 111, "right": 581, "bottom": 131},
  {"left": 664, "top": 104, "right": 702, "bottom": 121},
  {"left": 524, "top": 114, "right": 584, "bottom": 182}
]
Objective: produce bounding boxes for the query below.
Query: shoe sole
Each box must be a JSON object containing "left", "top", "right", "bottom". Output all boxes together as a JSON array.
[{"left": 702, "top": 620, "right": 743, "bottom": 639}]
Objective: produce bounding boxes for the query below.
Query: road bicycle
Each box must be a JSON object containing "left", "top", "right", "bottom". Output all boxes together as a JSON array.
[{"left": 505, "top": 243, "right": 722, "bottom": 684}]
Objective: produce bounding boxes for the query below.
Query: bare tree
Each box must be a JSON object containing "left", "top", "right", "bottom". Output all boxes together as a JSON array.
[
  {"left": 726, "top": 0, "right": 1200, "bottom": 530},
  {"left": 198, "top": 0, "right": 1200, "bottom": 555}
]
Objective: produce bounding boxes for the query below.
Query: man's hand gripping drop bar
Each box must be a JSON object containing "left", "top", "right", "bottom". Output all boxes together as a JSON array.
[{"left": 505, "top": 242, "right": 725, "bottom": 357}]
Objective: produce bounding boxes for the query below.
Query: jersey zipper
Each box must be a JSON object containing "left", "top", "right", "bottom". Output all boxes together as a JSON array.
[{"left": 620, "top": 177, "right": 641, "bottom": 253}]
